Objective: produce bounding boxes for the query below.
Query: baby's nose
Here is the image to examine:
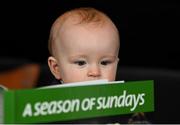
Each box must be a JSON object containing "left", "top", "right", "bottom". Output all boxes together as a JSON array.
[{"left": 87, "top": 65, "right": 101, "bottom": 78}]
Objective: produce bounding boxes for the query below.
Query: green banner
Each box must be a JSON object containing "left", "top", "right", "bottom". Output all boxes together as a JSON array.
[{"left": 3, "top": 80, "right": 154, "bottom": 123}]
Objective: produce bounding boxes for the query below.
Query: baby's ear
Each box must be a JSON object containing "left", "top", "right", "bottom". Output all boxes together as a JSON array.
[{"left": 48, "top": 56, "right": 61, "bottom": 80}]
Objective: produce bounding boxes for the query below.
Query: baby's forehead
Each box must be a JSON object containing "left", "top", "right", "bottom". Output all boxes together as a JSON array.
[
  {"left": 54, "top": 15, "right": 117, "bottom": 43},
  {"left": 58, "top": 15, "right": 118, "bottom": 38},
  {"left": 50, "top": 8, "right": 120, "bottom": 56},
  {"left": 56, "top": 16, "right": 119, "bottom": 44},
  {"left": 57, "top": 22, "right": 119, "bottom": 49}
]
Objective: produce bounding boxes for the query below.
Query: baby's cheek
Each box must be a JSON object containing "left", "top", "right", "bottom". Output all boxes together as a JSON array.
[
  {"left": 105, "top": 68, "right": 117, "bottom": 81},
  {"left": 66, "top": 70, "right": 86, "bottom": 83},
  {"left": 107, "top": 74, "right": 116, "bottom": 81}
]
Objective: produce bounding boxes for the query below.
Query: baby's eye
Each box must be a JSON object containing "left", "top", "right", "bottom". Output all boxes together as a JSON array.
[
  {"left": 74, "top": 60, "right": 86, "bottom": 66},
  {"left": 101, "top": 60, "right": 112, "bottom": 66}
]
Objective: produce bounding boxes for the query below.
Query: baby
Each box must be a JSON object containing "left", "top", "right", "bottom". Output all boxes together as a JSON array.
[
  {"left": 47, "top": 7, "right": 150, "bottom": 124},
  {"left": 48, "top": 7, "right": 120, "bottom": 83}
]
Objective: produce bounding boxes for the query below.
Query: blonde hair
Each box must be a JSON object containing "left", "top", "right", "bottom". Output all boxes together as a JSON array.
[{"left": 48, "top": 7, "right": 118, "bottom": 56}]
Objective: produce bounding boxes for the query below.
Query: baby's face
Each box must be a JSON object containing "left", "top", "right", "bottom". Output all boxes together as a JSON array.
[{"left": 54, "top": 22, "right": 119, "bottom": 83}]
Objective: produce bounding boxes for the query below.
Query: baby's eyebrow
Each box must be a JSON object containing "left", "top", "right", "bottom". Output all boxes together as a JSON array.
[
  {"left": 101, "top": 55, "right": 117, "bottom": 59},
  {"left": 69, "top": 55, "right": 87, "bottom": 59}
]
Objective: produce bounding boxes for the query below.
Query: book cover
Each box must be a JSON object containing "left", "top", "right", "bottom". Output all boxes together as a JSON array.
[
  {"left": 0, "top": 85, "right": 8, "bottom": 123},
  {"left": 1, "top": 80, "right": 154, "bottom": 124}
]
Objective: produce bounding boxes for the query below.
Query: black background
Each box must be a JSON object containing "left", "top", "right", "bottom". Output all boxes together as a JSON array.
[{"left": 0, "top": 0, "right": 179, "bottom": 69}]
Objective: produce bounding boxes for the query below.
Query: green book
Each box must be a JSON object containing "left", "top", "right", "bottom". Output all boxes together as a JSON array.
[
  {"left": 0, "top": 85, "right": 8, "bottom": 123},
  {"left": 1, "top": 80, "right": 154, "bottom": 124}
]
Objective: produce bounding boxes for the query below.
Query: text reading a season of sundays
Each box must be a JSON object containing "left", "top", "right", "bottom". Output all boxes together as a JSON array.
[{"left": 23, "top": 90, "right": 145, "bottom": 117}]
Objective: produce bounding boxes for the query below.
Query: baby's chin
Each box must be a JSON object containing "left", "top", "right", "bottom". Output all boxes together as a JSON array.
[{"left": 61, "top": 78, "right": 116, "bottom": 84}]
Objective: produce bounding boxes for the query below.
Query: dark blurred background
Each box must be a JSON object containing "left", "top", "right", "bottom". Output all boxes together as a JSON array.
[{"left": 0, "top": 0, "right": 179, "bottom": 69}]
